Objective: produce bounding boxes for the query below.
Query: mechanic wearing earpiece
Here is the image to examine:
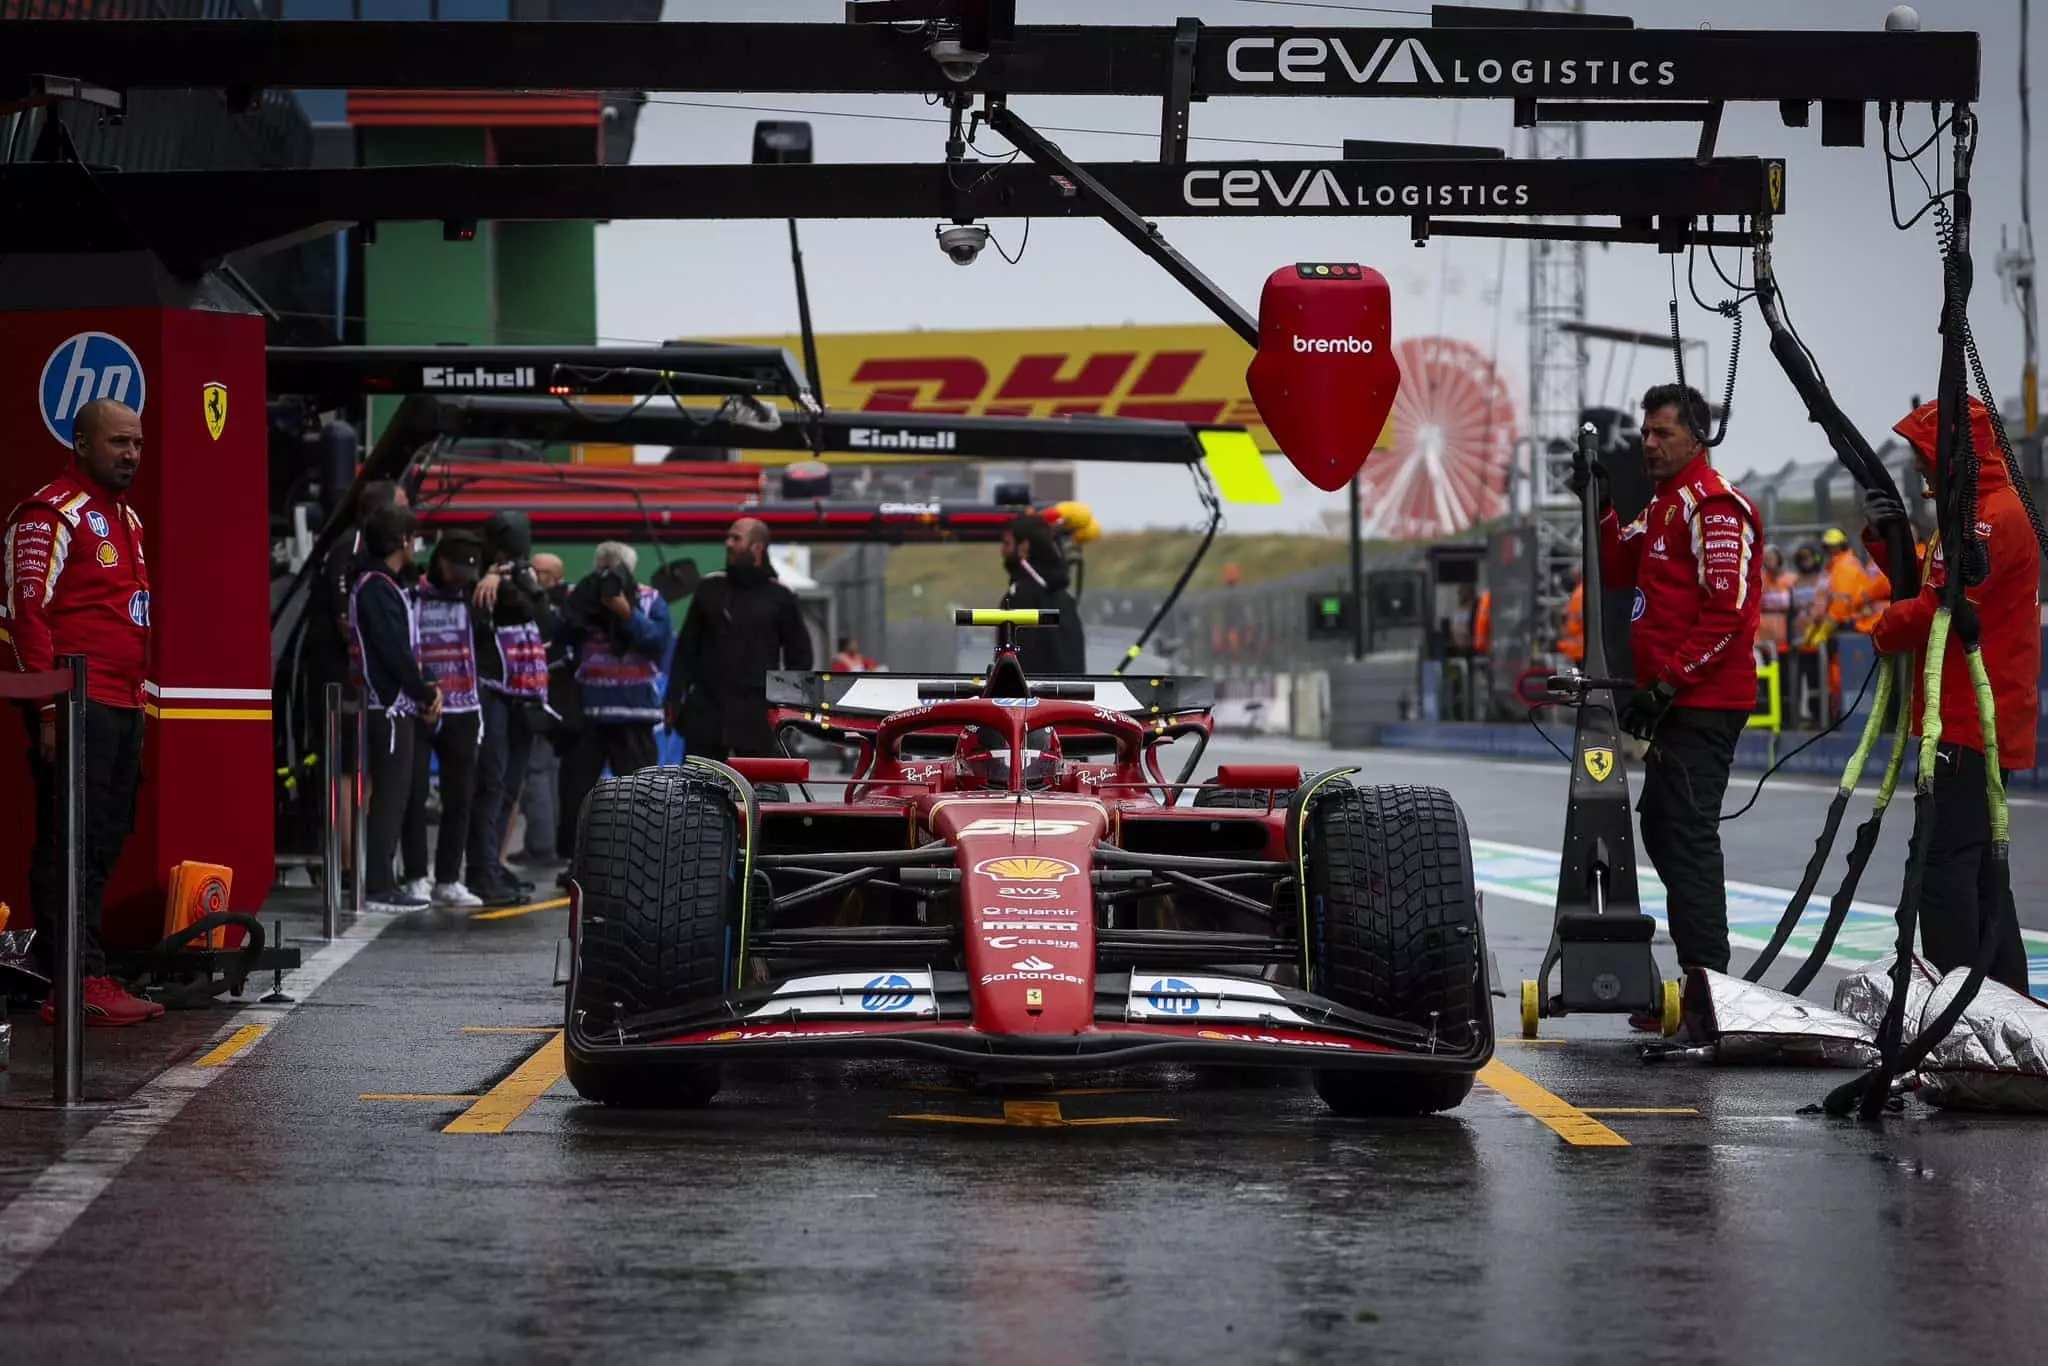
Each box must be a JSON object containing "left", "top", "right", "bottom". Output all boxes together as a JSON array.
[
  {"left": 1573, "top": 383, "right": 1763, "bottom": 977},
  {"left": 1862, "top": 396, "right": 2039, "bottom": 992}
]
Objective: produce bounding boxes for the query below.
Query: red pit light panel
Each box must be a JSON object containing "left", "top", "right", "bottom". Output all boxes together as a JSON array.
[{"left": 1246, "top": 262, "right": 1400, "bottom": 492}]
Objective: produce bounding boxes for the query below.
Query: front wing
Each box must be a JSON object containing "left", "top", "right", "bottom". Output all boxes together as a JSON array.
[{"left": 565, "top": 969, "right": 1493, "bottom": 1077}]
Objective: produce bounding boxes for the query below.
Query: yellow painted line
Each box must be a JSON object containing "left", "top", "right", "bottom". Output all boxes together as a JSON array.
[
  {"left": 469, "top": 897, "right": 571, "bottom": 922},
  {"left": 1579, "top": 1107, "right": 1699, "bottom": 1116},
  {"left": 444, "top": 1033, "right": 565, "bottom": 1135},
  {"left": 192, "top": 1023, "right": 270, "bottom": 1068},
  {"left": 461, "top": 1025, "right": 562, "bottom": 1035},
  {"left": 1477, "top": 1059, "right": 1629, "bottom": 1148},
  {"left": 894, "top": 1098, "right": 1176, "bottom": 1128},
  {"left": 362, "top": 1093, "right": 483, "bottom": 1102},
  {"left": 144, "top": 705, "right": 272, "bottom": 721}
]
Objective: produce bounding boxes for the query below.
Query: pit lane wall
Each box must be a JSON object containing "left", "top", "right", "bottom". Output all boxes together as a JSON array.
[{"left": 1230, "top": 630, "right": 2048, "bottom": 789}]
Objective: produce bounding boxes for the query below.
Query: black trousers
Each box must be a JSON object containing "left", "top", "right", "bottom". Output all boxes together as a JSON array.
[
  {"left": 557, "top": 723, "right": 660, "bottom": 859},
  {"left": 1920, "top": 742, "right": 2030, "bottom": 993},
  {"left": 401, "top": 709, "right": 481, "bottom": 886},
  {"left": 469, "top": 690, "right": 533, "bottom": 888},
  {"left": 1636, "top": 706, "right": 1748, "bottom": 974},
  {"left": 364, "top": 709, "right": 416, "bottom": 899},
  {"left": 26, "top": 701, "right": 143, "bottom": 977}
]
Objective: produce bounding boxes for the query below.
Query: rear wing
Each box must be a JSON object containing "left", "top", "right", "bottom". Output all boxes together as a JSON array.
[{"left": 766, "top": 671, "right": 1213, "bottom": 720}]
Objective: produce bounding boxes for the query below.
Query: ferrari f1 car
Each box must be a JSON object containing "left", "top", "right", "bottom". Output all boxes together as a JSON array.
[{"left": 561, "top": 609, "right": 1493, "bottom": 1116}]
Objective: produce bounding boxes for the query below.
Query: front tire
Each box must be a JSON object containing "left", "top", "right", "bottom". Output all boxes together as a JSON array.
[
  {"left": 564, "top": 769, "right": 740, "bottom": 1107},
  {"left": 1301, "top": 783, "right": 1488, "bottom": 1117}
]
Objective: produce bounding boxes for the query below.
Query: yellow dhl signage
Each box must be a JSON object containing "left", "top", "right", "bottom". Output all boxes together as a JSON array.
[{"left": 711, "top": 324, "right": 1393, "bottom": 455}]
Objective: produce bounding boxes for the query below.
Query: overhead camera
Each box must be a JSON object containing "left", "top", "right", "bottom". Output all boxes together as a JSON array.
[
  {"left": 926, "top": 37, "right": 987, "bottom": 84},
  {"left": 936, "top": 222, "right": 990, "bottom": 266}
]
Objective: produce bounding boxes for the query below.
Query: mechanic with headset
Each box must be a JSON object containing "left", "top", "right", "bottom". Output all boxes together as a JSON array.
[
  {"left": 1862, "top": 396, "right": 2039, "bottom": 992},
  {"left": 1573, "top": 382, "right": 1763, "bottom": 984}
]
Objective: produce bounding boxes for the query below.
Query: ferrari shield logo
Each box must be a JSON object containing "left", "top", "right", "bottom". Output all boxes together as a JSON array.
[
  {"left": 1582, "top": 747, "right": 1615, "bottom": 783},
  {"left": 202, "top": 382, "right": 227, "bottom": 440}
]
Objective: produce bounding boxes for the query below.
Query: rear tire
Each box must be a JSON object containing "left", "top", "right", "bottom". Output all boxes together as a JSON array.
[
  {"left": 1301, "top": 783, "right": 1488, "bottom": 1117},
  {"left": 1191, "top": 785, "right": 1279, "bottom": 809},
  {"left": 564, "top": 769, "right": 740, "bottom": 1107}
]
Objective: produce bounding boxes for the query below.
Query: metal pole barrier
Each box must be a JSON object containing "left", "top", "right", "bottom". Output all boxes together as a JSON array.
[
  {"left": 323, "top": 681, "right": 342, "bottom": 939},
  {"left": 53, "top": 654, "right": 86, "bottom": 1107},
  {"left": 351, "top": 691, "right": 367, "bottom": 914}
]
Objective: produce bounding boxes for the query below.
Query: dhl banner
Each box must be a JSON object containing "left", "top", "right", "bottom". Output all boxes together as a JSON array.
[{"left": 710, "top": 324, "right": 1395, "bottom": 458}]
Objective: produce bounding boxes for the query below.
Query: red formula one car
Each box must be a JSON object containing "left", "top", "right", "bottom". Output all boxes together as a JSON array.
[{"left": 561, "top": 610, "right": 1493, "bottom": 1116}]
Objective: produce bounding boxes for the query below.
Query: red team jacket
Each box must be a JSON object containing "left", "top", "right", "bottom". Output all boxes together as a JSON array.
[
  {"left": 1867, "top": 398, "right": 2041, "bottom": 772},
  {"left": 1, "top": 470, "right": 152, "bottom": 715},
  {"left": 1599, "top": 452, "right": 1764, "bottom": 712}
]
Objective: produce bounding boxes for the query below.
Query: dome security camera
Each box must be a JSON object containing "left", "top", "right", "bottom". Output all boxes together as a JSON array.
[{"left": 936, "top": 223, "right": 990, "bottom": 266}]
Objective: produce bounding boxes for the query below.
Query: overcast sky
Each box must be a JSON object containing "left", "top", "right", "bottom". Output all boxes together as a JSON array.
[{"left": 594, "top": 0, "right": 2047, "bottom": 533}]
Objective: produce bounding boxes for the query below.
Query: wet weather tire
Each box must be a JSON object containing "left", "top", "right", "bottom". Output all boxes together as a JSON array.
[
  {"left": 1301, "top": 783, "right": 1488, "bottom": 1118},
  {"left": 1192, "top": 785, "right": 1279, "bottom": 809},
  {"left": 564, "top": 769, "right": 740, "bottom": 1107}
]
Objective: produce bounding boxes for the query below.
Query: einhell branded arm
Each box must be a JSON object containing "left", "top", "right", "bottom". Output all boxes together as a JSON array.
[
  {"left": 266, "top": 344, "right": 811, "bottom": 402},
  {"left": 0, "top": 20, "right": 1976, "bottom": 105},
  {"left": 414, "top": 397, "right": 1225, "bottom": 466}
]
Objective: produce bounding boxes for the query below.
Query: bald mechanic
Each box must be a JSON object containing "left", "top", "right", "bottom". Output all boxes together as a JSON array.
[
  {"left": 1863, "top": 396, "right": 2040, "bottom": 991},
  {"left": 666, "top": 518, "right": 813, "bottom": 761},
  {"left": 1577, "top": 383, "right": 1763, "bottom": 991},
  {"left": 1, "top": 399, "right": 163, "bottom": 1026}
]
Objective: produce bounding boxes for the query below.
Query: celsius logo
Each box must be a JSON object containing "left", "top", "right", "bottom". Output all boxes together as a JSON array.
[
  {"left": 1293, "top": 336, "right": 1375, "bottom": 355},
  {"left": 1223, "top": 34, "right": 1677, "bottom": 90},
  {"left": 40, "top": 332, "right": 146, "bottom": 448}
]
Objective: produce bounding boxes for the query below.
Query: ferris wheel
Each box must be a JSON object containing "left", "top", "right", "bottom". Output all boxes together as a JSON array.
[{"left": 1355, "top": 336, "right": 1518, "bottom": 542}]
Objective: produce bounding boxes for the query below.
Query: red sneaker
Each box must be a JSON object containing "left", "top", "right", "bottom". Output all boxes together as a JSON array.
[{"left": 38, "top": 976, "right": 161, "bottom": 1027}]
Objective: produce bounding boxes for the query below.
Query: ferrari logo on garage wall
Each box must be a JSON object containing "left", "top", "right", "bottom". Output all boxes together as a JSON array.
[
  {"left": 202, "top": 382, "right": 227, "bottom": 441},
  {"left": 1582, "top": 747, "right": 1615, "bottom": 783}
]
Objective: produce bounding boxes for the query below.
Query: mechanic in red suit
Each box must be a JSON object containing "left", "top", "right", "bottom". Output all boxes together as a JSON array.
[
  {"left": 1, "top": 397, "right": 164, "bottom": 1027},
  {"left": 1577, "top": 383, "right": 1763, "bottom": 986},
  {"left": 1862, "top": 396, "right": 2039, "bottom": 992}
]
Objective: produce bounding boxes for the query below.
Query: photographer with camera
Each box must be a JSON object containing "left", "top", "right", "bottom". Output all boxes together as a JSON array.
[
  {"left": 466, "top": 510, "right": 555, "bottom": 907},
  {"left": 559, "top": 541, "right": 674, "bottom": 849}
]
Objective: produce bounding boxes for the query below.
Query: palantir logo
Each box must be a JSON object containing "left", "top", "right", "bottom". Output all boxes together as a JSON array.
[
  {"left": 860, "top": 973, "right": 915, "bottom": 1012},
  {"left": 40, "top": 332, "right": 146, "bottom": 449},
  {"left": 1146, "top": 977, "right": 1202, "bottom": 1015}
]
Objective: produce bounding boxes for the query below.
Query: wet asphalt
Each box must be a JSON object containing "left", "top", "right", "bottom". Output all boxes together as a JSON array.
[{"left": 4, "top": 745, "right": 2048, "bottom": 1365}]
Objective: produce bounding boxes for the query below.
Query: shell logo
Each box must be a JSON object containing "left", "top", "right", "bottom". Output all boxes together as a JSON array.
[
  {"left": 973, "top": 855, "right": 1080, "bottom": 882},
  {"left": 710, "top": 1030, "right": 743, "bottom": 1042}
]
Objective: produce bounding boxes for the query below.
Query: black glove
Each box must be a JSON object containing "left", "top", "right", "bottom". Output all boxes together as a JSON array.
[
  {"left": 1566, "top": 456, "right": 1609, "bottom": 505},
  {"left": 1618, "top": 679, "right": 1679, "bottom": 741},
  {"left": 1862, "top": 486, "right": 1909, "bottom": 529}
]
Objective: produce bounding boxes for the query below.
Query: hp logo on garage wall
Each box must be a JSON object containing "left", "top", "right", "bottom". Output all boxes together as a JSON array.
[{"left": 40, "top": 332, "right": 147, "bottom": 448}]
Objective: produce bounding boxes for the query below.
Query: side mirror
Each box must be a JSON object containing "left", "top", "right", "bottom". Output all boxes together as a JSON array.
[{"left": 1245, "top": 263, "right": 1400, "bottom": 491}]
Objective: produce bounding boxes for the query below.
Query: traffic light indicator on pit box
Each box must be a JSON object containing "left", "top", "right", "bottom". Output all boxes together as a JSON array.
[
  {"left": 1296, "top": 263, "right": 1364, "bottom": 280},
  {"left": 1306, "top": 592, "right": 1356, "bottom": 638}
]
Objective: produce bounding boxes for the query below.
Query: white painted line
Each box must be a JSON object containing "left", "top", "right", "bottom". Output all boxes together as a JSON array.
[
  {"left": 141, "top": 684, "right": 272, "bottom": 701},
  {"left": 0, "top": 914, "right": 395, "bottom": 1293}
]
